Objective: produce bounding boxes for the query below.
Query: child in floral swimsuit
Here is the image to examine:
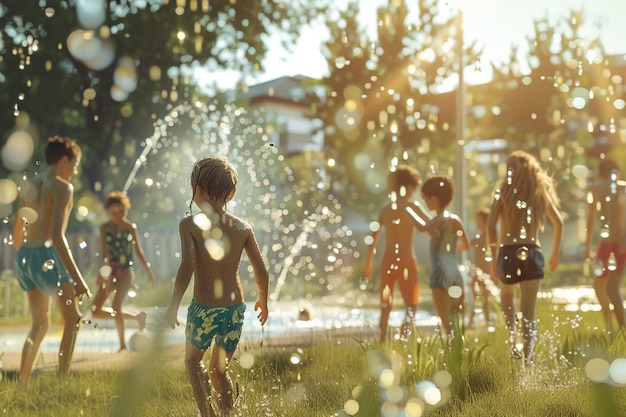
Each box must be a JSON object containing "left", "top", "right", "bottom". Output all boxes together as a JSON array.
[{"left": 91, "top": 191, "right": 155, "bottom": 351}]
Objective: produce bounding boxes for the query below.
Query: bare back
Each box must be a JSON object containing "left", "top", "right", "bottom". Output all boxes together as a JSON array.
[
  {"left": 18, "top": 173, "right": 73, "bottom": 248},
  {"left": 178, "top": 211, "right": 267, "bottom": 307},
  {"left": 490, "top": 197, "right": 544, "bottom": 246},
  {"left": 378, "top": 200, "right": 419, "bottom": 257}
]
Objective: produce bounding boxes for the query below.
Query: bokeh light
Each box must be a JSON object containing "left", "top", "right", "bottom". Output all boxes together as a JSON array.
[{"left": 1, "top": 130, "right": 34, "bottom": 171}]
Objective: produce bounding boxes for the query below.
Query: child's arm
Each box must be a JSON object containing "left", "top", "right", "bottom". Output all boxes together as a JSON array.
[
  {"left": 487, "top": 199, "right": 502, "bottom": 280},
  {"left": 455, "top": 217, "right": 470, "bottom": 252},
  {"left": 166, "top": 220, "right": 196, "bottom": 328},
  {"left": 244, "top": 230, "right": 269, "bottom": 325},
  {"left": 405, "top": 201, "right": 431, "bottom": 231},
  {"left": 129, "top": 222, "right": 156, "bottom": 288},
  {"left": 546, "top": 201, "right": 564, "bottom": 272},
  {"left": 12, "top": 195, "right": 25, "bottom": 251},
  {"left": 51, "top": 181, "right": 92, "bottom": 300}
]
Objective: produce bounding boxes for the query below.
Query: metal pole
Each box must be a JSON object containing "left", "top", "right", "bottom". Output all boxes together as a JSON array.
[{"left": 455, "top": 8, "right": 467, "bottom": 261}]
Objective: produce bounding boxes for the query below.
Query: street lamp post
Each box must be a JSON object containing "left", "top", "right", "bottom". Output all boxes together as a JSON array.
[{"left": 455, "top": 8, "right": 467, "bottom": 261}]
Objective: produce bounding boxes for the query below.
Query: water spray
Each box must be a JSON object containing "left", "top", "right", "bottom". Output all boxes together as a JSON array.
[{"left": 121, "top": 104, "right": 186, "bottom": 194}]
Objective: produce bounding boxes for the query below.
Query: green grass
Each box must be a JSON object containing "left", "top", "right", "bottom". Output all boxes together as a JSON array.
[{"left": 2, "top": 304, "right": 626, "bottom": 416}]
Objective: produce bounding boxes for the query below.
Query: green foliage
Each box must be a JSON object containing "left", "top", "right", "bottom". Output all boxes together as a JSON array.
[
  {"left": 3, "top": 313, "right": 626, "bottom": 417},
  {"left": 0, "top": 0, "right": 325, "bottom": 220},
  {"left": 315, "top": 0, "right": 482, "bottom": 209}
]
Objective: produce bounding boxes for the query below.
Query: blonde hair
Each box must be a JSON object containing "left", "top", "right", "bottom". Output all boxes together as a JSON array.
[{"left": 498, "top": 150, "right": 559, "bottom": 231}]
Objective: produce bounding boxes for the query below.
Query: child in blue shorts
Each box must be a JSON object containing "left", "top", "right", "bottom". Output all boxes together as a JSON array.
[
  {"left": 166, "top": 156, "right": 269, "bottom": 417},
  {"left": 13, "top": 136, "right": 92, "bottom": 386}
]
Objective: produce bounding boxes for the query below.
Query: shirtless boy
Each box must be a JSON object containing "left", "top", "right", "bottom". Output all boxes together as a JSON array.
[
  {"left": 585, "top": 159, "right": 626, "bottom": 331},
  {"left": 13, "top": 135, "right": 92, "bottom": 386},
  {"left": 166, "top": 156, "right": 269, "bottom": 417},
  {"left": 363, "top": 164, "right": 431, "bottom": 343}
]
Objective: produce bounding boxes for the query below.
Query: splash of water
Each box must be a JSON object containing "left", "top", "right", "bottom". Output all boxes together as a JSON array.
[
  {"left": 122, "top": 104, "right": 187, "bottom": 194},
  {"left": 270, "top": 217, "right": 316, "bottom": 303}
]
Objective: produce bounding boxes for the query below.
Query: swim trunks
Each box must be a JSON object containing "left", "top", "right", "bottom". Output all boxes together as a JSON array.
[
  {"left": 379, "top": 254, "right": 419, "bottom": 306},
  {"left": 596, "top": 241, "right": 626, "bottom": 278},
  {"left": 96, "top": 268, "right": 131, "bottom": 287},
  {"left": 497, "top": 244, "right": 544, "bottom": 284},
  {"left": 429, "top": 220, "right": 464, "bottom": 290},
  {"left": 186, "top": 300, "right": 246, "bottom": 352},
  {"left": 15, "top": 246, "right": 73, "bottom": 294}
]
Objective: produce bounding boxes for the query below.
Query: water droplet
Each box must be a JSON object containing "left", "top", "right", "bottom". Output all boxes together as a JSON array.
[
  {"left": 516, "top": 246, "right": 529, "bottom": 261},
  {"left": 359, "top": 276, "right": 369, "bottom": 291},
  {"left": 519, "top": 226, "right": 527, "bottom": 240},
  {"left": 515, "top": 200, "right": 527, "bottom": 209},
  {"left": 608, "top": 253, "right": 617, "bottom": 271},
  {"left": 594, "top": 261, "right": 604, "bottom": 277},
  {"left": 600, "top": 225, "right": 610, "bottom": 239},
  {"left": 65, "top": 299, "right": 72, "bottom": 305},
  {"left": 448, "top": 285, "right": 463, "bottom": 299},
  {"left": 42, "top": 259, "right": 55, "bottom": 271},
  {"left": 290, "top": 351, "right": 303, "bottom": 365},
  {"left": 239, "top": 352, "right": 255, "bottom": 369},
  {"left": 484, "top": 246, "right": 493, "bottom": 262},
  {"left": 99, "top": 265, "right": 112, "bottom": 278}
]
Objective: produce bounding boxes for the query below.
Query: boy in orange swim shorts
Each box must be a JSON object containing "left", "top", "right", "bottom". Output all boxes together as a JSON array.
[{"left": 363, "top": 164, "right": 430, "bottom": 343}]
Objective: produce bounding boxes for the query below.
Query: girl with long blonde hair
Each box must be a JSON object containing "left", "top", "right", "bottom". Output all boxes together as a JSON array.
[{"left": 487, "top": 150, "right": 563, "bottom": 366}]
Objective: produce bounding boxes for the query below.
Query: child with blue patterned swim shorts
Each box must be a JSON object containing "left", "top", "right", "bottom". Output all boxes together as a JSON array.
[
  {"left": 13, "top": 136, "right": 93, "bottom": 387},
  {"left": 166, "top": 156, "right": 269, "bottom": 417}
]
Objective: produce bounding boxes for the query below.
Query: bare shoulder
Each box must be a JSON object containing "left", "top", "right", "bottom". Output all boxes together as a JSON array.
[
  {"left": 225, "top": 213, "right": 252, "bottom": 232},
  {"left": 447, "top": 213, "right": 465, "bottom": 229},
  {"left": 125, "top": 219, "right": 139, "bottom": 233},
  {"left": 49, "top": 175, "right": 73, "bottom": 192},
  {"left": 178, "top": 215, "right": 196, "bottom": 232}
]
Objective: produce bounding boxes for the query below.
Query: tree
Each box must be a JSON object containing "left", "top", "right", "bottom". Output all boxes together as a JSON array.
[
  {"left": 488, "top": 9, "right": 625, "bottom": 217},
  {"left": 0, "top": 0, "right": 324, "bottom": 211},
  {"left": 315, "top": 0, "right": 480, "bottom": 213}
]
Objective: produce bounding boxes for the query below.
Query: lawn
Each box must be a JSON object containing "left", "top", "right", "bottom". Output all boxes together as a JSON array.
[{"left": 2, "top": 304, "right": 626, "bottom": 416}]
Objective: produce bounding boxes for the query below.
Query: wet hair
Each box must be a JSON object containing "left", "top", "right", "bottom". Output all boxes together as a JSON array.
[
  {"left": 387, "top": 164, "right": 421, "bottom": 194},
  {"left": 498, "top": 150, "right": 559, "bottom": 231},
  {"left": 104, "top": 191, "right": 131, "bottom": 210},
  {"left": 45, "top": 135, "right": 81, "bottom": 165},
  {"left": 422, "top": 175, "right": 454, "bottom": 208},
  {"left": 598, "top": 159, "right": 619, "bottom": 179},
  {"left": 190, "top": 156, "right": 238, "bottom": 210}
]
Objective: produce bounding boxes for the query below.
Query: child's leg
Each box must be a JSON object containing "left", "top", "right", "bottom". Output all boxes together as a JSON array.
[
  {"left": 20, "top": 289, "right": 50, "bottom": 386},
  {"left": 479, "top": 284, "right": 491, "bottom": 328},
  {"left": 606, "top": 272, "right": 625, "bottom": 329},
  {"left": 400, "top": 305, "right": 416, "bottom": 340},
  {"left": 431, "top": 287, "right": 452, "bottom": 335},
  {"left": 379, "top": 284, "right": 393, "bottom": 343},
  {"left": 208, "top": 345, "right": 235, "bottom": 414},
  {"left": 56, "top": 281, "right": 83, "bottom": 377},
  {"left": 499, "top": 283, "right": 517, "bottom": 344},
  {"left": 593, "top": 275, "right": 612, "bottom": 330},
  {"left": 398, "top": 262, "right": 419, "bottom": 340},
  {"left": 185, "top": 343, "right": 216, "bottom": 417},
  {"left": 519, "top": 279, "right": 540, "bottom": 366}
]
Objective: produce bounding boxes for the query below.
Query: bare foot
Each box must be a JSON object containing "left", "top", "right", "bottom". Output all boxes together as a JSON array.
[{"left": 137, "top": 311, "right": 147, "bottom": 331}]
